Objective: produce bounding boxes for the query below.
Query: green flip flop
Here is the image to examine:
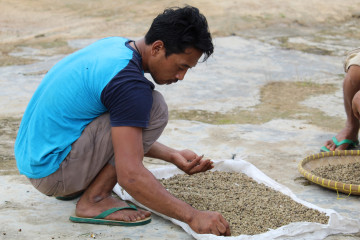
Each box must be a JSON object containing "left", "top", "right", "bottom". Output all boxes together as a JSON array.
[
  {"left": 320, "top": 136, "right": 359, "bottom": 152},
  {"left": 69, "top": 203, "right": 151, "bottom": 226}
]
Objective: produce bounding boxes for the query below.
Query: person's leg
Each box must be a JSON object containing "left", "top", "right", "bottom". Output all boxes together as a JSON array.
[
  {"left": 29, "top": 113, "right": 150, "bottom": 221},
  {"left": 75, "top": 90, "right": 168, "bottom": 221},
  {"left": 352, "top": 90, "right": 360, "bottom": 120},
  {"left": 142, "top": 90, "right": 168, "bottom": 154},
  {"left": 324, "top": 50, "right": 360, "bottom": 151},
  {"left": 75, "top": 163, "right": 151, "bottom": 221},
  {"left": 28, "top": 113, "right": 116, "bottom": 198}
]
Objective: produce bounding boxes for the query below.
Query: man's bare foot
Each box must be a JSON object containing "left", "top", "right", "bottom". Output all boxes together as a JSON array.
[
  {"left": 324, "top": 126, "right": 359, "bottom": 151},
  {"left": 76, "top": 194, "right": 151, "bottom": 222}
]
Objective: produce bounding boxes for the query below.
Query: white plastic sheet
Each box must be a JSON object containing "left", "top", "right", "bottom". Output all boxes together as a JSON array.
[{"left": 113, "top": 159, "right": 360, "bottom": 240}]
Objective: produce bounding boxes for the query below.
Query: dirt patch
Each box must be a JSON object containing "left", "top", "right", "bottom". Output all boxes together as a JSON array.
[
  {"left": 170, "top": 81, "right": 342, "bottom": 131},
  {"left": 276, "top": 36, "right": 333, "bottom": 56},
  {"left": 0, "top": 38, "right": 75, "bottom": 67},
  {"left": 0, "top": 118, "right": 20, "bottom": 175},
  {"left": 160, "top": 171, "right": 329, "bottom": 236},
  {"left": 1, "top": 0, "right": 360, "bottom": 65},
  {"left": 0, "top": 77, "right": 343, "bottom": 176}
]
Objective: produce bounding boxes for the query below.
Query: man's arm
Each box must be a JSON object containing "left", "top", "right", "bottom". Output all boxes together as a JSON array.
[
  {"left": 112, "top": 126, "right": 230, "bottom": 236},
  {"left": 145, "top": 141, "right": 213, "bottom": 175}
]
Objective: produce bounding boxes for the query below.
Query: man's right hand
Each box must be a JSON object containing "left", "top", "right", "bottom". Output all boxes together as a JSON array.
[{"left": 188, "top": 210, "right": 231, "bottom": 236}]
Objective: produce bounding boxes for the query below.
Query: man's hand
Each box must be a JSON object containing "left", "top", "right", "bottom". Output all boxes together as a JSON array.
[
  {"left": 188, "top": 210, "right": 231, "bottom": 236},
  {"left": 170, "top": 149, "right": 213, "bottom": 175}
]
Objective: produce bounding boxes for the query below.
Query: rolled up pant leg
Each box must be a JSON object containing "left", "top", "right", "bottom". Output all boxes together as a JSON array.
[
  {"left": 344, "top": 48, "right": 360, "bottom": 72},
  {"left": 29, "top": 90, "right": 168, "bottom": 196}
]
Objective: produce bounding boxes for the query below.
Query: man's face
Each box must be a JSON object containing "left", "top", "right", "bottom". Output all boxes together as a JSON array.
[{"left": 149, "top": 45, "right": 203, "bottom": 85}]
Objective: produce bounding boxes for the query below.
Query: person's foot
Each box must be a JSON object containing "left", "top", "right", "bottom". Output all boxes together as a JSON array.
[
  {"left": 75, "top": 194, "right": 151, "bottom": 222},
  {"left": 323, "top": 126, "right": 359, "bottom": 151}
]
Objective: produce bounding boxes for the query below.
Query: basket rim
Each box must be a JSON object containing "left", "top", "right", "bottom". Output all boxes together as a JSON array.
[{"left": 298, "top": 150, "right": 360, "bottom": 195}]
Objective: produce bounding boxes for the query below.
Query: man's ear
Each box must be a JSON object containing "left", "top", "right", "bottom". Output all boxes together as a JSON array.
[{"left": 151, "top": 40, "right": 165, "bottom": 56}]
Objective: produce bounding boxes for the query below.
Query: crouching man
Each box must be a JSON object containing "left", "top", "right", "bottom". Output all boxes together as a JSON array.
[{"left": 15, "top": 6, "right": 231, "bottom": 236}]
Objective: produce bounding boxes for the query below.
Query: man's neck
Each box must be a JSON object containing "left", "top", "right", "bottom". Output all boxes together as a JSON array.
[{"left": 132, "top": 38, "right": 149, "bottom": 72}]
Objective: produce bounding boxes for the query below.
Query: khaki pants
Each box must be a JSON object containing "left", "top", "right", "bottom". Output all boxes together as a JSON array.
[
  {"left": 344, "top": 48, "right": 360, "bottom": 72},
  {"left": 29, "top": 90, "right": 168, "bottom": 197}
]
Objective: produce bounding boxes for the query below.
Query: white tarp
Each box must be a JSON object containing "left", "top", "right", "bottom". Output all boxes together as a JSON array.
[{"left": 113, "top": 159, "right": 360, "bottom": 240}]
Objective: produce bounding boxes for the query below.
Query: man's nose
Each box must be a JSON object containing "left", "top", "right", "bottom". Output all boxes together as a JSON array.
[{"left": 176, "top": 69, "right": 188, "bottom": 80}]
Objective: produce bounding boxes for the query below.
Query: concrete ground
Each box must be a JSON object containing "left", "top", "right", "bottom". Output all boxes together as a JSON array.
[{"left": 1, "top": 36, "right": 360, "bottom": 240}]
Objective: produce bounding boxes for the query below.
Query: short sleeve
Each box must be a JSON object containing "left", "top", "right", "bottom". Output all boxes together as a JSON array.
[{"left": 101, "top": 79, "right": 153, "bottom": 127}]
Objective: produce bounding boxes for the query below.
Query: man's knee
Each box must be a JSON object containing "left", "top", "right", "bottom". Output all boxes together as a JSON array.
[
  {"left": 347, "top": 65, "right": 360, "bottom": 79},
  {"left": 344, "top": 48, "right": 360, "bottom": 72},
  {"left": 352, "top": 91, "right": 360, "bottom": 119},
  {"left": 142, "top": 90, "right": 168, "bottom": 153},
  {"left": 150, "top": 90, "right": 168, "bottom": 127},
  {"left": 344, "top": 48, "right": 360, "bottom": 85},
  {"left": 344, "top": 65, "right": 360, "bottom": 90}
]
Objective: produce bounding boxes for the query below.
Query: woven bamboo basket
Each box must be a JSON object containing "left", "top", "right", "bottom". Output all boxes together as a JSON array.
[{"left": 298, "top": 150, "right": 360, "bottom": 195}]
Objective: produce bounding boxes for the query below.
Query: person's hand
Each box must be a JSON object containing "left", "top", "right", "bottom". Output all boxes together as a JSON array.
[
  {"left": 170, "top": 149, "right": 213, "bottom": 175},
  {"left": 188, "top": 210, "right": 231, "bottom": 236}
]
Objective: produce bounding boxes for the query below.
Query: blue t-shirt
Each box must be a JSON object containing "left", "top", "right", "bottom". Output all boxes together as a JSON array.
[{"left": 14, "top": 37, "right": 155, "bottom": 179}]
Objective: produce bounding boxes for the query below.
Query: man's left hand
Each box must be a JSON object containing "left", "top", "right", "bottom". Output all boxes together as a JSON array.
[{"left": 171, "top": 149, "right": 213, "bottom": 175}]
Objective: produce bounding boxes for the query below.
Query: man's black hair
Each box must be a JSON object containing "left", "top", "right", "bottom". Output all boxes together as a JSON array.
[{"left": 145, "top": 6, "right": 214, "bottom": 61}]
